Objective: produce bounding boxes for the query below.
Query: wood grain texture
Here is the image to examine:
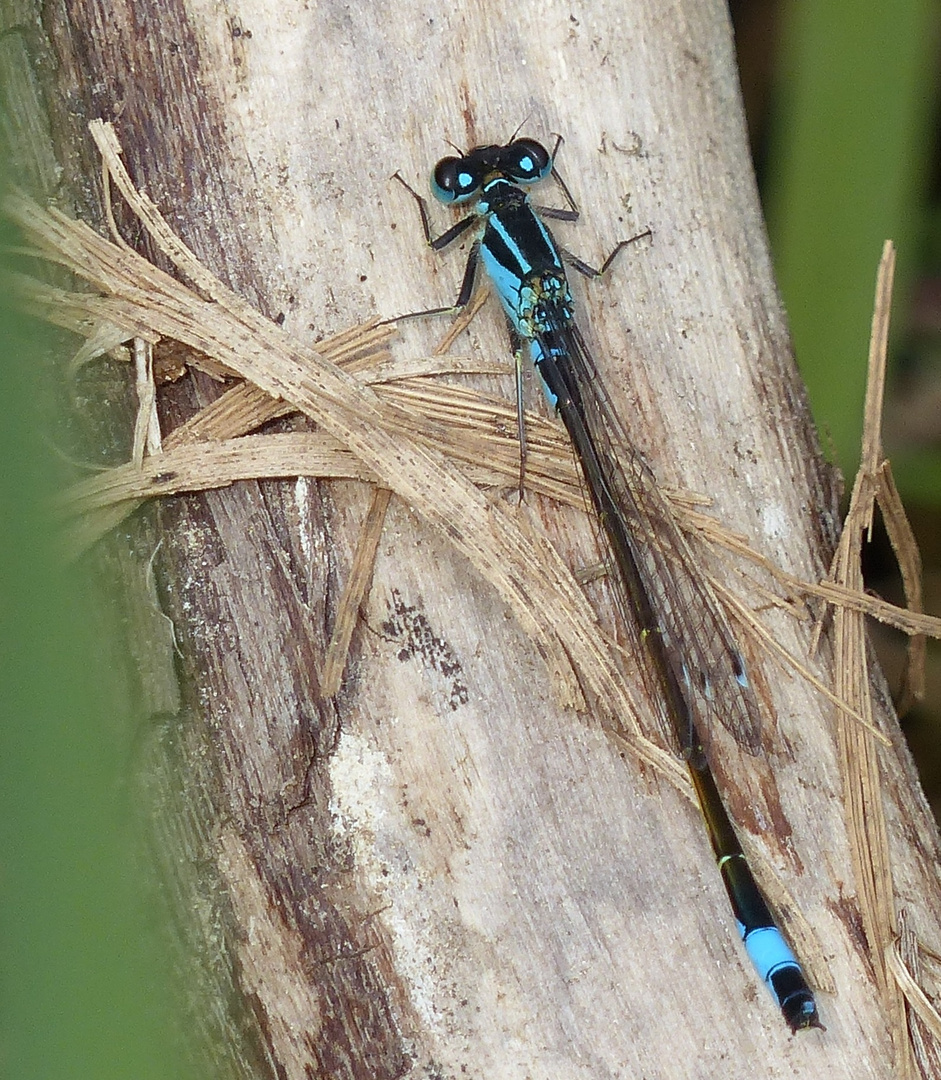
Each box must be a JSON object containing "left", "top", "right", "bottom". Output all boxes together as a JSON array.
[{"left": 11, "top": 0, "right": 941, "bottom": 1077}]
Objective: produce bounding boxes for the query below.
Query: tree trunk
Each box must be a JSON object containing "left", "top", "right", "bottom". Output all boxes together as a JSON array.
[{"left": 9, "top": 1, "right": 941, "bottom": 1078}]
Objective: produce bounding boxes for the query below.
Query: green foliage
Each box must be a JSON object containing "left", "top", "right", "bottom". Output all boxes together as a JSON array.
[
  {"left": 0, "top": 227, "right": 186, "bottom": 1078},
  {"left": 765, "top": 0, "right": 941, "bottom": 503}
]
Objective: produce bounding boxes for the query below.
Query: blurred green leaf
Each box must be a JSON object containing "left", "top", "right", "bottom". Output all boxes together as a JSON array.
[
  {"left": 765, "top": 0, "right": 941, "bottom": 500},
  {"left": 0, "top": 230, "right": 184, "bottom": 1078}
]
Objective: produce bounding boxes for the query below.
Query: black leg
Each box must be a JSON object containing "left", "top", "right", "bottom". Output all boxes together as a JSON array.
[
  {"left": 452, "top": 241, "right": 481, "bottom": 309},
  {"left": 563, "top": 228, "right": 653, "bottom": 280},
  {"left": 388, "top": 173, "right": 483, "bottom": 322},
  {"left": 392, "top": 172, "right": 478, "bottom": 251},
  {"left": 533, "top": 141, "right": 653, "bottom": 274},
  {"left": 505, "top": 322, "right": 530, "bottom": 502}
]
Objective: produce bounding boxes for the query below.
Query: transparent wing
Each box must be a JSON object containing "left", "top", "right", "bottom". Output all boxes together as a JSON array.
[{"left": 536, "top": 318, "right": 763, "bottom": 758}]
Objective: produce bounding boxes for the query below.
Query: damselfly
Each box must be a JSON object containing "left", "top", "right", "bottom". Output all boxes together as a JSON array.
[{"left": 395, "top": 135, "right": 822, "bottom": 1033}]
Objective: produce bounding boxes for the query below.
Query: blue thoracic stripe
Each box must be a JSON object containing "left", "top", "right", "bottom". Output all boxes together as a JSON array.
[
  {"left": 490, "top": 213, "right": 559, "bottom": 275},
  {"left": 487, "top": 213, "right": 534, "bottom": 275},
  {"left": 479, "top": 238, "right": 526, "bottom": 332},
  {"left": 408, "top": 136, "right": 822, "bottom": 1034}
]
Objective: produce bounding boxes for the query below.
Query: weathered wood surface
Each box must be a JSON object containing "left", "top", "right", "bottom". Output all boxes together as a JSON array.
[{"left": 8, "top": 0, "right": 941, "bottom": 1077}]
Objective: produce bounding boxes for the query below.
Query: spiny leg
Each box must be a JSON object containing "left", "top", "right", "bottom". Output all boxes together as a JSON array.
[
  {"left": 562, "top": 228, "right": 653, "bottom": 279},
  {"left": 389, "top": 171, "right": 483, "bottom": 321}
]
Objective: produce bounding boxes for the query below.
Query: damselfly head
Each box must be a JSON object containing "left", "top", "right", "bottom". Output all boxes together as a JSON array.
[{"left": 431, "top": 139, "right": 553, "bottom": 205}]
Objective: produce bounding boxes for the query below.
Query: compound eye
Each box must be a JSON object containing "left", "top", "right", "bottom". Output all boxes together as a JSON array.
[
  {"left": 505, "top": 139, "right": 552, "bottom": 184},
  {"left": 431, "top": 156, "right": 482, "bottom": 204}
]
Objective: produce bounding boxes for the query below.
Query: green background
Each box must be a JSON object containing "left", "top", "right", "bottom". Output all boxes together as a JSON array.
[{"left": 2, "top": 1, "right": 940, "bottom": 1077}]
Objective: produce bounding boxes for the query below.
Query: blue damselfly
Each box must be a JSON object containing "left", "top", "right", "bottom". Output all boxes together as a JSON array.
[{"left": 394, "top": 135, "right": 822, "bottom": 1033}]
